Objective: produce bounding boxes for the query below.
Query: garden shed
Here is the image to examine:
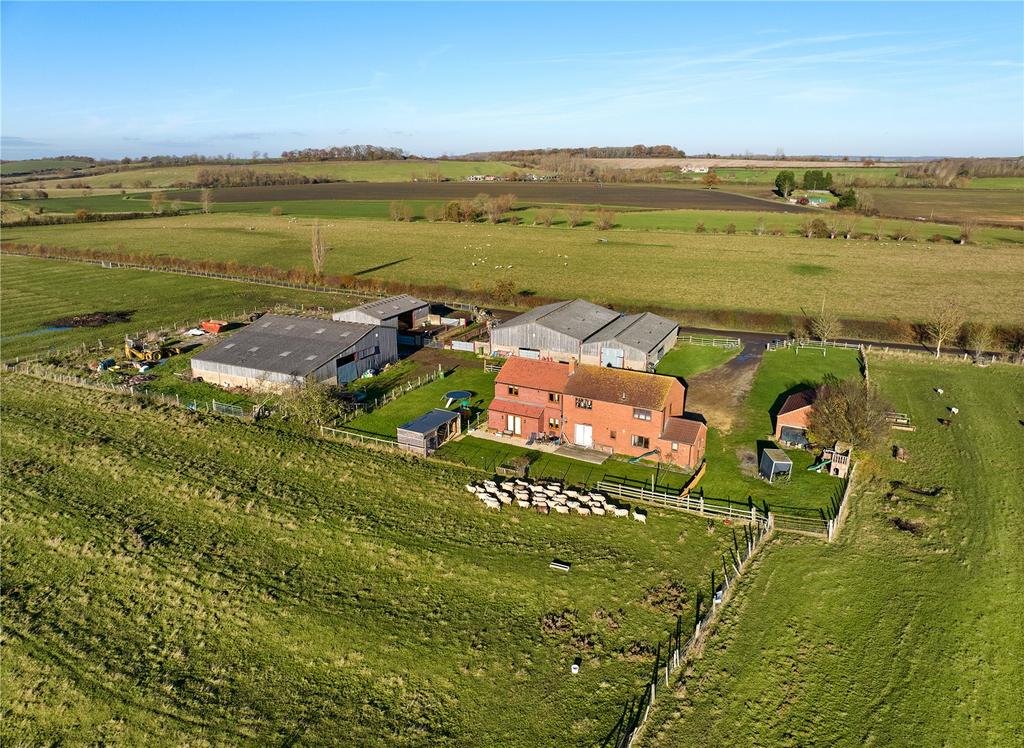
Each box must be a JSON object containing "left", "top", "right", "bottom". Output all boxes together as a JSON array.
[
  {"left": 759, "top": 448, "right": 793, "bottom": 483},
  {"left": 333, "top": 294, "right": 429, "bottom": 330},
  {"left": 396, "top": 409, "right": 462, "bottom": 456}
]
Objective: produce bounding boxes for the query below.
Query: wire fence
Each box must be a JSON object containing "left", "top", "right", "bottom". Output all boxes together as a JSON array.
[{"left": 608, "top": 517, "right": 774, "bottom": 748}]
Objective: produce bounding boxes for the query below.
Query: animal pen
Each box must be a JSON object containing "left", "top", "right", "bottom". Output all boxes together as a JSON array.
[
  {"left": 759, "top": 448, "right": 793, "bottom": 483},
  {"left": 396, "top": 409, "right": 462, "bottom": 456}
]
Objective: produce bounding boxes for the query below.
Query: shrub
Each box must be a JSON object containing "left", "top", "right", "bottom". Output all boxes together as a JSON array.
[
  {"left": 270, "top": 206, "right": 283, "bottom": 216},
  {"left": 725, "top": 223, "right": 736, "bottom": 235},
  {"left": 927, "top": 233, "right": 945, "bottom": 243},
  {"left": 695, "top": 222, "right": 706, "bottom": 234}
]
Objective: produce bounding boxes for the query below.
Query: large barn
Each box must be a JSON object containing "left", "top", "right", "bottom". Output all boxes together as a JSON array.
[
  {"left": 191, "top": 314, "right": 398, "bottom": 392},
  {"left": 332, "top": 294, "right": 429, "bottom": 329},
  {"left": 490, "top": 299, "right": 677, "bottom": 371}
]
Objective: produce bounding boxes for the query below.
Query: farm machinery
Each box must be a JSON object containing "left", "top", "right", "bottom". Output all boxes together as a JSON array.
[{"left": 123, "top": 336, "right": 182, "bottom": 363}]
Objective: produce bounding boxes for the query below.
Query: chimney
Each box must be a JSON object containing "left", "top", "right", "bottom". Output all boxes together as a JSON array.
[{"left": 568, "top": 357, "right": 577, "bottom": 375}]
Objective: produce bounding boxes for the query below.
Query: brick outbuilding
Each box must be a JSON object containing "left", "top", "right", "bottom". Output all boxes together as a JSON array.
[{"left": 774, "top": 389, "right": 815, "bottom": 446}]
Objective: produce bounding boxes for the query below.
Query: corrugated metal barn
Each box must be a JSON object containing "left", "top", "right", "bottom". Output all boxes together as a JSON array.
[
  {"left": 579, "top": 312, "right": 678, "bottom": 371},
  {"left": 332, "top": 294, "right": 429, "bottom": 329},
  {"left": 191, "top": 314, "right": 398, "bottom": 391},
  {"left": 490, "top": 299, "right": 678, "bottom": 371}
]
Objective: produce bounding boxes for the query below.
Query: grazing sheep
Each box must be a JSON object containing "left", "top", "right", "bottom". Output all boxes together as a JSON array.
[
  {"left": 483, "top": 499, "right": 501, "bottom": 510},
  {"left": 550, "top": 495, "right": 567, "bottom": 505},
  {"left": 567, "top": 500, "right": 581, "bottom": 509},
  {"left": 498, "top": 494, "right": 513, "bottom": 505},
  {"left": 613, "top": 507, "right": 630, "bottom": 518},
  {"left": 564, "top": 489, "right": 580, "bottom": 498},
  {"left": 500, "top": 481, "right": 516, "bottom": 491},
  {"left": 535, "top": 504, "right": 550, "bottom": 514},
  {"left": 574, "top": 506, "right": 591, "bottom": 516},
  {"left": 554, "top": 505, "right": 570, "bottom": 514},
  {"left": 516, "top": 499, "right": 531, "bottom": 509},
  {"left": 632, "top": 509, "right": 647, "bottom": 524},
  {"left": 591, "top": 506, "right": 606, "bottom": 516}
]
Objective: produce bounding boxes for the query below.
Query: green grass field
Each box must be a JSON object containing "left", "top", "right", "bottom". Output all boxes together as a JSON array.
[
  {"left": 5, "top": 214, "right": 1022, "bottom": 325},
  {"left": 18, "top": 159, "right": 527, "bottom": 189},
  {"left": 1, "top": 158, "right": 94, "bottom": 175},
  {"left": 2, "top": 373, "right": 734, "bottom": 746},
  {"left": 0, "top": 254, "right": 352, "bottom": 361},
  {"left": 639, "top": 356, "right": 1024, "bottom": 747},
  {"left": 654, "top": 344, "right": 738, "bottom": 381},
  {"left": 344, "top": 360, "right": 497, "bottom": 438},
  {"left": 699, "top": 348, "right": 862, "bottom": 515}
]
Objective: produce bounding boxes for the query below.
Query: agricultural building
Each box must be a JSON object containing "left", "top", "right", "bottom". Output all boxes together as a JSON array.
[
  {"left": 396, "top": 409, "right": 462, "bottom": 456},
  {"left": 487, "top": 357, "right": 706, "bottom": 468},
  {"left": 490, "top": 299, "right": 677, "bottom": 371},
  {"left": 759, "top": 448, "right": 793, "bottom": 483},
  {"left": 191, "top": 314, "right": 397, "bottom": 392},
  {"left": 773, "top": 389, "right": 816, "bottom": 446},
  {"left": 332, "top": 294, "right": 429, "bottom": 330}
]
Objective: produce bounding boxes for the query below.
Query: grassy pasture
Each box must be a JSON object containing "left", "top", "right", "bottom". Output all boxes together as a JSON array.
[
  {"left": 5, "top": 214, "right": 1022, "bottom": 325},
  {"left": 18, "top": 160, "right": 526, "bottom": 189},
  {"left": 640, "top": 356, "right": 1024, "bottom": 747},
  {"left": 1, "top": 374, "right": 733, "bottom": 746},
  {"left": 0, "top": 254, "right": 350, "bottom": 361},
  {"left": 654, "top": 344, "right": 738, "bottom": 381},
  {"left": 0, "top": 158, "right": 94, "bottom": 175},
  {"left": 869, "top": 187, "right": 1024, "bottom": 225}
]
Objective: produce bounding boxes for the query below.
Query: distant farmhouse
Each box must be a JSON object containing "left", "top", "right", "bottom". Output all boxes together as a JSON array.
[
  {"left": 191, "top": 314, "right": 397, "bottom": 392},
  {"left": 679, "top": 164, "right": 710, "bottom": 174},
  {"left": 488, "top": 357, "right": 706, "bottom": 468},
  {"left": 490, "top": 299, "right": 678, "bottom": 372},
  {"left": 332, "top": 294, "right": 428, "bottom": 330}
]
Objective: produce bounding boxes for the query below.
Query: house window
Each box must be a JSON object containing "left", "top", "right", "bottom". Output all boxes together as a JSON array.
[
  {"left": 633, "top": 408, "right": 652, "bottom": 421},
  {"left": 548, "top": 417, "right": 560, "bottom": 429},
  {"left": 548, "top": 392, "right": 560, "bottom": 403},
  {"left": 609, "top": 430, "right": 616, "bottom": 440},
  {"left": 632, "top": 435, "right": 650, "bottom": 449},
  {"left": 507, "top": 385, "right": 519, "bottom": 396},
  {"left": 671, "top": 442, "right": 678, "bottom": 452},
  {"left": 575, "top": 398, "right": 592, "bottom": 410}
]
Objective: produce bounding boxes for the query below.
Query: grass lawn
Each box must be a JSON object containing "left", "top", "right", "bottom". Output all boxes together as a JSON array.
[
  {"left": 0, "top": 158, "right": 94, "bottom": 175},
  {"left": 0, "top": 254, "right": 353, "bottom": 361},
  {"left": 5, "top": 214, "right": 1022, "bottom": 325},
  {"left": 1, "top": 373, "right": 734, "bottom": 746},
  {"left": 701, "top": 348, "right": 863, "bottom": 515},
  {"left": 655, "top": 343, "right": 738, "bottom": 381},
  {"left": 639, "top": 356, "right": 1024, "bottom": 747},
  {"left": 344, "top": 358, "right": 496, "bottom": 438}
]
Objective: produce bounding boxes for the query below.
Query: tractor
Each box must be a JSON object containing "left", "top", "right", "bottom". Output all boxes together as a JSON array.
[{"left": 124, "top": 337, "right": 181, "bottom": 362}]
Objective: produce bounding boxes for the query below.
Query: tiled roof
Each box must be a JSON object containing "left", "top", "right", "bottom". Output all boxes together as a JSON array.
[
  {"left": 495, "top": 357, "right": 571, "bottom": 392},
  {"left": 564, "top": 364, "right": 677, "bottom": 411},
  {"left": 778, "top": 389, "right": 816, "bottom": 415},
  {"left": 488, "top": 398, "right": 545, "bottom": 419},
  {"left": 661, "top": 417, "right": 706, "bottom": 445}
]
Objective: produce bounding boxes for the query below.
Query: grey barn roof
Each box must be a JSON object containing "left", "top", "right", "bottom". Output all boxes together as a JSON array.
[
  {"left": 501, "top": 299, "right": 622, "bottom": 341},
  {"left": 398, "top": 408, "right": 460, "bottom": 434},
  {"left": 192, "top": 314, "right": 376, "bottom": 377},
  {"left": 586, "top": 312, "right": 678, "bottom": 352},
  {"left": 342, "top": 294, "right": 427, "bottom": 320}
]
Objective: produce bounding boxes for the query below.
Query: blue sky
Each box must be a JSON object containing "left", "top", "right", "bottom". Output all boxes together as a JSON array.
[{"left": 2, "top": 2, "right": 1022, "bottom": 159}]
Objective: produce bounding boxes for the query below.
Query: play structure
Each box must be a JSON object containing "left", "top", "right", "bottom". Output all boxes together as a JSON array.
[
  {"left": 681, "top": 460, "right": 707, "bottom": 497},
  {"left": 444, "top": 389, "right": 473, "bottom": 408}
]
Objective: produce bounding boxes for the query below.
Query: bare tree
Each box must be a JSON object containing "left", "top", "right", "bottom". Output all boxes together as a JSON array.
[
  {"left": 401, "top": 203, "right": 414, "bottom": 222},
  {"left": 871, "top": 219, "right": 885, "bottom": 241},
  {"left": 311, "top": 220, "right": 329, "bottom": 275},
  {"left": 535, "top": 209, "right": 555, "bottom": 227},
  {"left": 200, "top": 188, "right": 213, "bottom": 214},
  {"left": 566, "top": 205, "right": 584, "bottom": 228},
  {"left": 841, "top": 217, "right": 857, "bottom": 239},
  {"left": 966, "top": 322, "right": 994, "bottom": 362},
  {"left": 925, "top": 300, "right": 965, "bottom": 358},
  {"left": 424, "top": 204, "right": 439, "bottom": 222},
  {"left": 753, "top": 217, "right": 766, "bottom": 236},
  {"left": 958, "top": 218, "right": 977, "bottom": 245},
  {"left": 807, "top": 375, "right": 891, "bottom": 449},
  {"left": 810, "top": 299, "right": 842, "bottom": 346},
  {"left": 892, "top": 224, "right": 913, "bottom": 242},
  {"left": 389, "top": 201, "right": 403, "bottom": 221},
  {"left": 150, "top": 192, "right": 164, "bottom": 213}
]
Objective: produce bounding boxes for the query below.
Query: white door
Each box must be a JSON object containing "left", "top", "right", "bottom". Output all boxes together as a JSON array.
[
  {"left": 574, "top": 423, "right": 593, "bottom": 448},
  {"left": 507, "top": 415, "right": 522, "bottom": 435}
]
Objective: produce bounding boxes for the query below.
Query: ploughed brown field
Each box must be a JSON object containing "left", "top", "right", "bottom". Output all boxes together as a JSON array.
[{"left": 172, "top": 181, "right": 812, "bottom": 213}]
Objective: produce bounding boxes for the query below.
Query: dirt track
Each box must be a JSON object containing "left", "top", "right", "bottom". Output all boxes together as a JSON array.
[{"left": 173, "top": 182, "right": 811, "bottom": 213}]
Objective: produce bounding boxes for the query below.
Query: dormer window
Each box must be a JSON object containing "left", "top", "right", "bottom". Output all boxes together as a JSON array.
[{"left": 507, "top": 385, "right": 519, "bottom": 396}]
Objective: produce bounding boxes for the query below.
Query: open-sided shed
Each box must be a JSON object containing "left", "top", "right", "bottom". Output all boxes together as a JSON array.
[
  {"left": 759, "top": 448, "right": 793, "bottom": 483},
  {"left": 396, "top": 409, "right": 462, "bottom": 456}
]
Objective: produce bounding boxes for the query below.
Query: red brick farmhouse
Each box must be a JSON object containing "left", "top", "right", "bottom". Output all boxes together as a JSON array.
[{"left": 487, "top": 357, "right": 707, "bottom": 468}]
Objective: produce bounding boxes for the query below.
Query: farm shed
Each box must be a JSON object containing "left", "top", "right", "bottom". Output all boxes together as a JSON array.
[
  {"left": 191, "top": 314, "right": 397, "bottom": 392},
  {"left": 773, "top": 389, "right": 816, "bottom": 446},
  {"left": 396, "top": 409, "right": 462, "bottom": 456},
  {"left": 580, "top": 312, "right": 678, "bottom": 371},
  {"left": 490, "top": 299, "right": 678, "bottom": 371},
  {"left": 332, "top": 294, "right": 429, "bottom": 330},
  {"left": 759, "top": 448, "right": 793, "bottom": 483}
]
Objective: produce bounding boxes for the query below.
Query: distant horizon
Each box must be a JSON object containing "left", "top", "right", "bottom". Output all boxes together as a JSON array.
[{"left": 2, "top": 1, "right": 1022, "bottom": 160}]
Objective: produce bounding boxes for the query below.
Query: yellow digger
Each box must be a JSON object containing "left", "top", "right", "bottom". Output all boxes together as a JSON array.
[{"left": 124, "top": 337, "right": 181, "bottom": 363}]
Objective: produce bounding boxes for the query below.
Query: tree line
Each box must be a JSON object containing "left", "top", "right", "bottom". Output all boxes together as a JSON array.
[
  {"left": 279, "top": 145, "right": 407, "bottom": 162},
  {"left": 457, "top": 144, "right": 686, "bottom": 161},
  {"left": 898, "top": 157, "right": 1024, "bottom": 186}
]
